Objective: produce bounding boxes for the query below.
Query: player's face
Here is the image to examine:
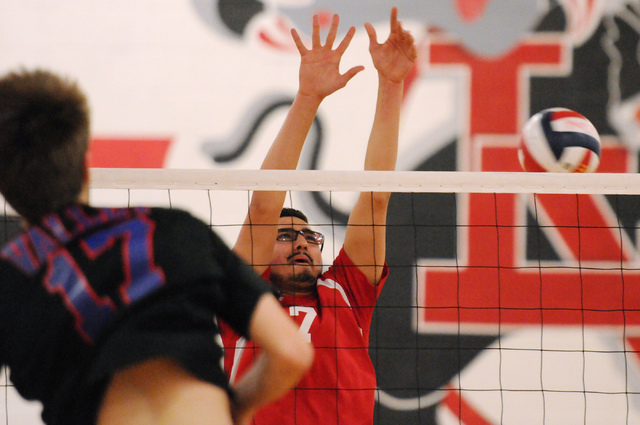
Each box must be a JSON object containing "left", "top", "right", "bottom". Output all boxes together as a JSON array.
[{"left": 270, "top": 216, "right": 324, "bottom": 294}]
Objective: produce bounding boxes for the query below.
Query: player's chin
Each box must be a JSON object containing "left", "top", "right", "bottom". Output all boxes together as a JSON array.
[
  {"left": 290, "top": 266, "right": 317, "bottom": 281},
  {"left": 297, "top": 264, "right": 323, "bottom": 279},
  {"left": 270, "top": 268, "right": 318, "bottom": 294}
]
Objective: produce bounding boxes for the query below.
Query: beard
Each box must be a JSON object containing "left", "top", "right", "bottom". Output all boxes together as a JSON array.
[{"left": 270, "top": 268, "right": 318, "bottom": 295}]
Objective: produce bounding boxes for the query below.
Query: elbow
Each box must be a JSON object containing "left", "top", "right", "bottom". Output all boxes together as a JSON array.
[
  {"left": 370, "top": 192, "right": 392, "bottom": 214},
  {"left": 248, "top": 195, "right": 284, "bottom": 222},
  {"left": 277, "top": 339, "right": 314, "bottom": 383},
  {"left": 300, "top": 341, "right": 314, "bottom": 372},
  {"left": 288, "top": 340, "right": 314, "bottom": 379},
  {"left": 372, "top": 191, "right": 391, "bottom": 204}
]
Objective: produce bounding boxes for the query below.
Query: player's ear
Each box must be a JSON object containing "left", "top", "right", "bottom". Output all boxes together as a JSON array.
[
  {"left": 83, "top": 152, "right": 90, "bottom": 184},
  {"left": 78, "top": 152, "right": 91, "bottom": 204}
]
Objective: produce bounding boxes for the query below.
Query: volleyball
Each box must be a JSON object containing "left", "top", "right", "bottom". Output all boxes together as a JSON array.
[{"left": 518, "top": 108, "right": 601, "bottom": 173}]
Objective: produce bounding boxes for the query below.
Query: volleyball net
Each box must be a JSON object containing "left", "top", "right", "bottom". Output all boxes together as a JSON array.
[{"left": 2, "top": 168, "right": 640, "bottom": 425}]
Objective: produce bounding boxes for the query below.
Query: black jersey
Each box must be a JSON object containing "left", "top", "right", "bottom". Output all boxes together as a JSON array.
[{"left": 0, "top": 204, "right": 270, "bottom": 425}]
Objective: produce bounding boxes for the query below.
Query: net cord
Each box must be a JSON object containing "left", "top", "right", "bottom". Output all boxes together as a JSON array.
[{"left": 89, "top": 169, "right": 640, "bottom": 194}]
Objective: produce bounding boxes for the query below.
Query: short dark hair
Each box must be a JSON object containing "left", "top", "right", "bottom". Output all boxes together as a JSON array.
[
  {"left": 280, "top": 207, "right": 308, "bottom": 223},
  {"left": 0, "top": 69, "right": 90, "bottom": 222}
]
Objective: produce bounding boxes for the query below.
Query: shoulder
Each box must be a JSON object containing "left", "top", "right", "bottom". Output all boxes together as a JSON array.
[
  {"left": 332, "top": 248, "right": 356, "bottom": 266},
  {"left": 145, "top": 208, "right": 214, "bottom": 236},
  {"left": 146, "top": 207, "right": 226, "bottom": 249},
  {"left": 322, "top": 247, "right": 359, "bottom": 274},
  {"left": 317, "top": 249, "right": 364, "bottom": 291},
  {"left": 318, "top": 248, "right": 386, "bottom": 301},
  {"left": 323, "top": 247, "right": 389, "bottom": 285},
  {"left": 145, "top": 207, "right": 200, "bottom": 223}
]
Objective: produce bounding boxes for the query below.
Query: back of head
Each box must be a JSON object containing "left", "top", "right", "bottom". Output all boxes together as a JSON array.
[{"left": 0, "top": 69, "right": 90, "bottom": 222}]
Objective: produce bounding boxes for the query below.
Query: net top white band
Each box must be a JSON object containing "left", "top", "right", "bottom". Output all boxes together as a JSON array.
[{"left": 89, "top": 168, "right": 640, "bottom": 195}]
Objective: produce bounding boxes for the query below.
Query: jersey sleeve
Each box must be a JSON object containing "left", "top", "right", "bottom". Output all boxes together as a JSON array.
[
  {"left": 206, "top": 227, "right": 273, "bottom": 338},
  {"left": 152, "top": 208, "right": 273, "bottom": 340},
  {"left": 321, "top": 248, "right": 388, "bottom": 331}
]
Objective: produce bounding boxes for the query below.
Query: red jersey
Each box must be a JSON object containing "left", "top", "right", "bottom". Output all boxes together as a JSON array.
[{"left": 221, "top": 248, "right": 388, "bottom": 425}]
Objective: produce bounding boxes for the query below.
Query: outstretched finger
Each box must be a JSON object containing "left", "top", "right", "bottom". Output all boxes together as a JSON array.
[
  {"left": 364, "top": 22, "right": 378, "bottom": 48},
  {"left": 324, "top": 14, "right": 339, "bottom": 48},
  {"left": 389, "top": 6, "right": 399, "bottom": 33},
  {"left": 290, "top": 28, "right": 308, "bottom": 54},
  {"left": 334, "top": 25, "right": 356, "bottom": 55},
  {"left": 311, "top": 14, "right": 321, "bottom": 48}
]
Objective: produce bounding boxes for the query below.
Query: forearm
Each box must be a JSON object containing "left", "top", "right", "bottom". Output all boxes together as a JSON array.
[
  {"left": 364, "top": 75, "right": 403, "bottom": 172},
  {"left": 230, "top": 295, "right": 313, "bottom": 424},
  {"left": 231, "top": 352, "right": 305, "bottom": 423},
  {"left": 235, "top": 12, "right": 362, "bottom": 268},
  {"left": 261, "top": 93, "right": 322, "bottom": 170},
  {"left": 363, "top": 75, "right": 402, "bottom": 207},
  {"left": 251, "top": 92, "right": 323, "bottom": 217},
  {"left": 234, "top": 93, "right": 322, "bottom": 265},
  {"left": 343, "top": 77, "right": 402, "bottom": 284}
]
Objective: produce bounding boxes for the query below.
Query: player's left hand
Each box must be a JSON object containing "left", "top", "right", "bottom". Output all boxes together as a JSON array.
[{"left": 365, "top": 7, "right": 417, "bottom": 84}]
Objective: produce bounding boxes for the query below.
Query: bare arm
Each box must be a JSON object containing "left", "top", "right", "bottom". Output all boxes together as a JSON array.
[
  {"left": 343, "top": 7, "right": 417, "bottom": 285},
  {"left": 229, "top": 294, "right": 314, "bottom": 425},
  {"left": 233, "top": 14, "right": 363, "bottom": 273}
]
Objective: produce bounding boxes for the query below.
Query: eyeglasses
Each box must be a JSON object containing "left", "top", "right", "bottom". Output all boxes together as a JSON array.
[{"left": 276, "top": 228, "right": 325, "bottom": 250}]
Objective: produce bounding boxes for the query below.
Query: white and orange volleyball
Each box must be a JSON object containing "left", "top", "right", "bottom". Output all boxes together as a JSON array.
[{"left": 518, "top": 108, "right": 601, "bottom": 173}]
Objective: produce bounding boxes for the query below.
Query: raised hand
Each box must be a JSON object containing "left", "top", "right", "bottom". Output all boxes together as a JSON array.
[
  {"left": 364, "top": 7, "right": 417, "bottom": 84},
  {"left": 291, "top": 14, "right": 364, "bottom": 101}
]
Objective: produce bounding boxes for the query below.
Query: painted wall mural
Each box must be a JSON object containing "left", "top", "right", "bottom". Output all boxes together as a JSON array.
[{"left": 1, "top": 1, "right": 640, "bottom": 424}]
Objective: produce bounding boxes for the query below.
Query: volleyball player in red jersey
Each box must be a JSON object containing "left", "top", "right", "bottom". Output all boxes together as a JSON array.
[{"left": 221, "top": 7, "right": 416, "bottom": 424}]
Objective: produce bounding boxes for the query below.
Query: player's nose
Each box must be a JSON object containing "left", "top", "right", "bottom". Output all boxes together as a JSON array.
[{"left": 294, "top": 233, "right": 308, "bottom": 249}]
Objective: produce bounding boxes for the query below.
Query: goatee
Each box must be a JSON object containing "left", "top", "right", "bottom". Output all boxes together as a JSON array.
[{"left": 270, "top": 269, "right": 317, "bottom": 295}]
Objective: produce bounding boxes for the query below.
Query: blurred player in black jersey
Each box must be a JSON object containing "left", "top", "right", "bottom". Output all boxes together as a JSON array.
[{"left": 0, "top": 68, "right": 313, "bottom": 425}]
